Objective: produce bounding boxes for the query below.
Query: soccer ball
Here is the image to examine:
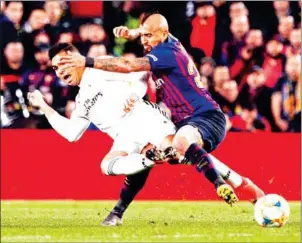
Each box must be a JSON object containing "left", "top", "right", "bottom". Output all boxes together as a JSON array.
[{"left": 254, "top": 194, "right": 290, "bottom": 228}]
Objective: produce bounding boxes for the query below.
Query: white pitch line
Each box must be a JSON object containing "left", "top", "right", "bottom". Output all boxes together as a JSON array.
[{"left": 1, "top": 235, "right": 51, "bottom": 241}]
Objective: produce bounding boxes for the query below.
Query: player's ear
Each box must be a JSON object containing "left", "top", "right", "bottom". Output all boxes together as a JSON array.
[{"left": 162, "top": 30, "right": 168, "bottom": 41}]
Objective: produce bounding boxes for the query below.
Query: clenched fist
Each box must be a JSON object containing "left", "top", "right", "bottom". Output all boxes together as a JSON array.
[
  {"left": 27, "top": 90, "right": 46, "bottom": 109},
  {"left": 113, "top": 26, "right": 141, "bottom": 40}
]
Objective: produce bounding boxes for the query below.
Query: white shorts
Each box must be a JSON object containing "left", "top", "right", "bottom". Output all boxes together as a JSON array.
[{"left": 109, "top": 100, "right": 176, "bottom": 154}]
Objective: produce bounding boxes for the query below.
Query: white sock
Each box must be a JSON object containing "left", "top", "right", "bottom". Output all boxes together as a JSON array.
[
  {"left": 209, "top": 154, "right": 243, "bottom": 188},
  {"left": 102, "top": 154, "right": 154, "bottom": 176}
]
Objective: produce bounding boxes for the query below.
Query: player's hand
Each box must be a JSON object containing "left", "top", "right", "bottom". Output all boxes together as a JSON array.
[
  {"left": 276, "top": 119, "right": 288, "bottom": 132},
  {"left": 57, "top": 51, "right": 86, "bottom": 70},
  {"left": 113, "top": 26, "right": 140, "bottom": 40},
  {"left": 27, "top": 90, "right": 46, "bottom": 109}
]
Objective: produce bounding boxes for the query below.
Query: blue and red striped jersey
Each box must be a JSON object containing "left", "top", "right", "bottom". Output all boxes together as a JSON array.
[{"left": 146, "top": 35, "right": 220, "bottom": 124}]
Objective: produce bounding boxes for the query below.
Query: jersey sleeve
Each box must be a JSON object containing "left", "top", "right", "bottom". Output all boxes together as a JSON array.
[{"left": 146, "top": 46, "right": 177, "bottom": 71}]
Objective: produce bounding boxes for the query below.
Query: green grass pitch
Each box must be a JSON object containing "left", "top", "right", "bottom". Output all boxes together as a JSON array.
[{"left": 1, "top": 200, "right": 300, "bottom": 242}]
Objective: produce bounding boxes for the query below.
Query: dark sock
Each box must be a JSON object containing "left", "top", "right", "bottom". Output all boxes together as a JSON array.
[
  {"left": 184, "top": 143, "right": 225, "bottom": 188},
  {"left": 111, "top": 168, "right": 151, "bottom": 217}
]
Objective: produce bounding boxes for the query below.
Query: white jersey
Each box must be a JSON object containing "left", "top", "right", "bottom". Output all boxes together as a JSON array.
[
  {"left": 55, "top": 67, "right": 176, "bottom": 153},
  {"left": 73, "top": 68, "right": 148, "bottom": 135}
]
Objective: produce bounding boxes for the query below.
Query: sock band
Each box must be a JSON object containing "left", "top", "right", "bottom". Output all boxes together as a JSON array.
[{"left": 222, "top": 170, "right": 231, "bottom": 180}]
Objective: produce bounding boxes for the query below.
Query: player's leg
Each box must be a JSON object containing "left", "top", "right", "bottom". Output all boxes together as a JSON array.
[
  {"left": 101, "top": 101, "right": 172, "bottom": 226},
  {"left": 208, "top": 155, "right": 265, "bottom": 203},
  {"left": 147, "top": 127, "right": 264, "bottom": 204},
  {"left": 101, "top": 166, "right": 152, "bottom": 226},
  {"left": 169, "top": 124, "right": 237, "bottom": 205},
  {"left": 170, "top": 109, "right": 241, "bottom": 204},
  {"left": 100, "top": 142, "right": 155, "bottom": 227},
  {"left": 100, "top": 150, "right": 155, "bottom": 176}
]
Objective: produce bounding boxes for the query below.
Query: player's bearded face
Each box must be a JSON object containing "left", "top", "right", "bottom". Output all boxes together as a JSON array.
[
  {"left": 52, "top": 53, "right": 80, "bottom": 86},
  {"left": 140, "top": 29, "right": 163, "bottom": 54}
]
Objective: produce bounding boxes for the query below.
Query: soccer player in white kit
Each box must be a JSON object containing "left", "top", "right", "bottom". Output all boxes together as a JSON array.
[
  {"left": 28, "top": 43, "right": 175, "bottom": 177},
  {"left": 28, "top": 43, "right": 264, "bottom": 226}
]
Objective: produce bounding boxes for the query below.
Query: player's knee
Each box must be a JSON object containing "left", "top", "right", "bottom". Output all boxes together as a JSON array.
[
  {"left": 173, "top": 125, "right": 202, "bottom": 154},
  {"left": 172, "top": 135, "right": 189, "bottom": 155},
  {"left": 100, "top": 159, "right": 110, "bottom": 175}
]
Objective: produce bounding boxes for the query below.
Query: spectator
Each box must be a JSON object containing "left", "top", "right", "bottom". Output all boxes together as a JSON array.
[
  {"left": 75, "top": 23, "right": 91, "bottom": 55},
  {"left": 229, "top": 2, "right": 249, "bottom": 19},
  {"left": 262, "top": 39, "right": 286, "bottom": 89},
  {"left": 21, "top": 8, "right": 50, "bottom": 69},
  {"left": 88, "top": 20, "right": 107, "bottom": 44},
  {"left": 0, "top": 1, "right": 23, "bottom": 53},
  {"left": 190, "top": 3, "right": 216, "bottom": 57},
  {"left": 231, "top": 15, "right": 250, "bottom": 41},
  {"left": 87, "top": 44, "right": 107, "bottom": 58},
  {"left": 238, "top": 66, "right": 273, "bottom": 125},
  {"left": 229, "top": 29, "right": 264, "bottom": 83},
  {"left": 210, "top": 66, "right": 230, "bottom": 95},
  {"left": 21, "top": 7, "right": 49, "bottom": 34},
  {"left": 44, "top": 1, "right": 69, "bottom": 44},
  {"left": 219, "top": 80, "right": 241, "bottom": 116},
  {"left": 230, "top": 103, "right": 271, "bottom": 132},
  {"left": 57, "top": 30, "right": 74, "bottom": 44},
  {"left": 212, "top": 0, "right": 230, "bottom": 63},
  {"left": 76, "top": 19, "right": 109, "bottom": 55},
  {"left": 2, "top": 1, "right": 23, "bottom": 29},
  {"left": 1, "top": 41, "right": 28, "bottom": 127},
  {"left": 56, "top": 22, "right": 74, "bottom": 44},
  {"left": 210, "top": 67, "right": 240, "bottom": 116},
  {"left": 1, "top": 41, "right": 25, "bottom": 83},
  {"left": 273, "top": 1, "right": 291, "bottom": 20},
  {"left": 271, "top": 55, "right": 301, "bottom": 132},
  {"left": 285, "top": 28, "right": 301, "bottom": 57},
  {"left": 221, "top": 15, "right": 249, "bottom": 66},
  {"left": 199, "top": 57, "right": 216, "bottom": 85},
  {"left": 33, "top": 30, "right": 51, "bottom": 47},
  {"left": 274, "top": 15, "right": 294, "bottom": 46},
  {"left": 266, "top": 1, "right": 293, "bottom": 40},
  {"left": 44, "top": 1, "right": 65, "bottom": 27}
]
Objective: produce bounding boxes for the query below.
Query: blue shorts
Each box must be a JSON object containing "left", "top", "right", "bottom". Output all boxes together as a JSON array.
[{"left": 175, "top": 110, "right": 226, "bottom": 153}]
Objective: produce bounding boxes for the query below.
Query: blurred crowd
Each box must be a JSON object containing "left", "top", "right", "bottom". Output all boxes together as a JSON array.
[{"left": 0, "top": 1, "right": 301, "bottom": 132}]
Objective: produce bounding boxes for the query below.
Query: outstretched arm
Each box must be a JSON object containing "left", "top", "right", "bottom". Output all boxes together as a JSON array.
[
  {"left": 93, "top": 56, "right": 151, "bottom": 73},
  {"left": 28, "top": 90, "right": 90, "bottom": 142},
  {"left": 58, "top": 53, "right": 151, "bottom": 73}
]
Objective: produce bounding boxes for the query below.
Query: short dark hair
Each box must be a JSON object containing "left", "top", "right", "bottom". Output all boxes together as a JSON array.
[{"left": 48, "top": 43, "right": 79, "bottom": 60}]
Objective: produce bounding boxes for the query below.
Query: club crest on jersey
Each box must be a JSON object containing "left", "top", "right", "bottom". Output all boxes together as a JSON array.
[
  {"left": 155, "top": 78, "right": 164, "bottom": 89},
  {"left": 84, "top": 91, "right": 102, "bottom": 116}
]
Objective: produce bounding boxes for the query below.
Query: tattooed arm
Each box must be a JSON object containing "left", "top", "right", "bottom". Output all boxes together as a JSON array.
[
  {"left": 58, "top": 52, "right": 151, "bottom": 73},
  {"left": 93, "top": 56, "right": 151, "bottom": 73}
]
